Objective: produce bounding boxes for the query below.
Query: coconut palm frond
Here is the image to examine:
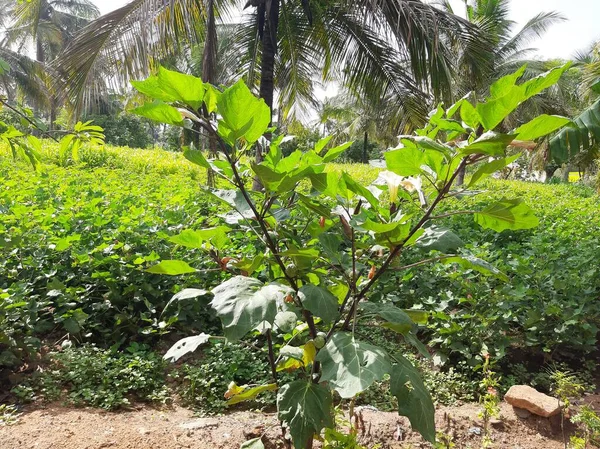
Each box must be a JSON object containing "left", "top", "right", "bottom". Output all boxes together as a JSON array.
[
  {"left": 499, "top": 11, "right": 565, "bottom": 59},
  {"left": 53, "top": 0, "right": 213, "bottom": 114}
]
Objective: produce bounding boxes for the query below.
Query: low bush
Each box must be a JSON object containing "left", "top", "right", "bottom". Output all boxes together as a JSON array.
[{"left": 12, "top": 344, "right": 168, "bottom": 409}]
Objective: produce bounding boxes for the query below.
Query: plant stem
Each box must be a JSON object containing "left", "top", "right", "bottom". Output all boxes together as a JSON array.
[
  {"left": 266, "top": 329, "right": 278, "bottom": 382},
  {"left": 339, "top": 156, "right": 470, "bottom": 331}
]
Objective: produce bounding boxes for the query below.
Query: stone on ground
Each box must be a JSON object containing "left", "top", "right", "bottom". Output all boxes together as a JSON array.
[{"left": 504, "top": 385, "right": 561, "bottom": 418}]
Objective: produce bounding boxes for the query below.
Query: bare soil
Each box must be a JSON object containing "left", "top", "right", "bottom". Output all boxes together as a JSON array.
[{"left": 3, "top": 399, "right": 598, "bottom": 449}]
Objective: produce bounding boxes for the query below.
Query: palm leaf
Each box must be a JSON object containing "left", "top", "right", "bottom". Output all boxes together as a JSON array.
[
  {"left": 549, "top": 99, "right": 600, "bottom": 165},
  {"left": 53, "top": 0, "right": 214, "bottom": 114}
]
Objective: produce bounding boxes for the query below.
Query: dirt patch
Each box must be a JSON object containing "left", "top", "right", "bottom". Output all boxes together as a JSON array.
[{"left": 0, "top": 402, "right": 595, "bottom": 449}]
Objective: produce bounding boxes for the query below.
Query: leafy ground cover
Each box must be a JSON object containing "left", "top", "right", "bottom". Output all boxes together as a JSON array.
[{"left": 0, "top": 142, "right": 598, "bottom": 412}]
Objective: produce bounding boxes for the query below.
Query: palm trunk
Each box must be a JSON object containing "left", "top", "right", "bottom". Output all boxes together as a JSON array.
[
  {"left": 253, "top": 0, "right": 280, "bottom": 191},
  {"left": 362, "top": 131, "right": 368, "bottom": 164},
  {"left": 202, "top": 0, "right": 218, "bottom": 188}
]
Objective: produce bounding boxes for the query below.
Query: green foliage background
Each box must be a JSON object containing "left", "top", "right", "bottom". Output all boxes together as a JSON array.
[{"left": 1, "top": 142, "right": 598, "bottom": 373}]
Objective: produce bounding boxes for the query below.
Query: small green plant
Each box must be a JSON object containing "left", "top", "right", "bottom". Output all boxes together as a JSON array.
[
  {"left": 550, "top": 369, "right": 585, "bottom": 449},
  {"left": 434, "top": 432, "right": 456, "bottom": 449},
  {"left": 0, "top": 404, "right": 20, "bottom": 426},
  {"left": 130, "top": 63, "right": 572, "bottom": 449},
  {"left": 571, "top": 405, "right": 600, "bottom": 449},
  {"left": 12, "top": 345, "right": 168, "bottom": 410},
  {"left": 0, "top": 96, "right": 105, "bottom": 170},
  {"left": 478, "top": 354, "right": 501, "bottom": 448}
]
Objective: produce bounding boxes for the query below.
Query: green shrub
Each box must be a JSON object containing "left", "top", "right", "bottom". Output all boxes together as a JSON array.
[
  {"left": 12, "top": 344, "right": 168, "bottom": 409},
  {"left": 83, "top": 114, "right": 153, "bottom": 149}
]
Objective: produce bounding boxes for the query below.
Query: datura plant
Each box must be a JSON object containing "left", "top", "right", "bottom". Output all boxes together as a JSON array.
[{"left": 131, "top": 63, "right": 571, "bottom": 449}]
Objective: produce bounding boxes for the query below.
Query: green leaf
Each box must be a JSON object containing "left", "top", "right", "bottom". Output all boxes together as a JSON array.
[
  {"left": 385, "top": 147, "right": 425, "bottom": 176},
  {"left": 341, "top": 173, "right": 379, "bottom": 208},
  {"left": 474, "top": 198, "right": 539, "bottom": 232},
  {"left": 164, "top": 333, "right": 211, "bottom": 362},
  {"left": 314, "top": 135, "right": 333, "bottom": 154},
  {"left": 217, "top": 80, "right": 270, "bottom": 145},
  {"left": 274, "top": 311, "right": 298, "bottom": 333},
  {"left": 157, "top": 67, "right": 205, "bottom": 110},
  {"left": 210, "top": 276, "right": 292, "bottom": 341},
  {"left": 183, "top": 148, "right": 211, "bottom": 169},
  {"left": 460, "top": 100, "right": 481, "bottom": 129},
  {"left": 316, "top": 332, "right": 391, "bottom": 398},
  {"left": 459, "top": 131, "right": 515, "bottom": 156},
  {"left": 400, "top": 136, "right": 452, "bottom": 156},
  {"left": 489, "top": 65, "right": 527, "bottom": 99},
  {"left": 390, "top": 355, "right": 436, "bottom": 443},
  {"left": 477, "top": 64, "right": 571, "bottom": 130},
  {"left": 169, "top": 227, "right": 231, "bottom": 250},
  {"left": 226, "top": 383, "right": 277, "bottom": 405},
  {"left": 360, "top": 219, "right": 410, "bottom": 247},
  {"left": 131, "top": 76, "right": 179, "bottom": 103},
  {"left": 441, "top": 255, "right": 509, "bottom": 282},
  {"left": 416, "top": 225, "right": 463, "bottom": 252},
  {"left": 240, "top": 438, "right": 264, "bottom": 449},
  {"left": 0, "top": 57, "right": 10, "bottom": 75},
  {"left": 277, "top": 381, "right": 333, "bottom": 449},
  {"left": 204, "top": 84, "right": 221, "bottom": 114},
  {"left": 131, "top": 102, "right": 184, "bottom": 126},
  {"left": 549, "top": 98, "right": 600, "bottom": 164},
  {"left": 163, "top": 288, "right": 212, "bottom": 314},
  {"left": 360, "top": 303, "right": 414, "bottom": 335},
  {"left": 298, "top": 285, "right": 339, "bottom": 324},
  {"left": 322, "top": 142, "right": 352, "bottom": 162},
  {"left": 468, "top": 154, "right": 521, "bottom": 188},
  {"left": 146, "top": 260, "right": 196, "bottom": 275},
  {"left": 514, "top": 115, "right": 572, "bottom": 141}
]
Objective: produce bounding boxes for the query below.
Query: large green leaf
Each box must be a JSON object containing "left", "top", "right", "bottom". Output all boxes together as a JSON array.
[
  {"left": 163, "top": 288, "right": 212, "bottom": 314},
  {"left": 459, "top": 131, "right": 515, "bottom": 156},
  {"left": 131, "top": 76, "right": 179, "bottom": 103},
  {"left": 210, "top": 276, "right": 292, "bottom": 341},
  {"left": 169, "top": 227, "right": 231, "bottom": 250},
  {"left": 385, "top": 147, "right": 426, "bottom": 176},
  {"left": 441, "top": 255, "right": 509, "bottom": 282},
  {"left": 477, "top": 64, "right": 570, "bottom": 130},
  {"left": 360, "top": 219, "right": 411, "bottom": 247},
  {"left": 131, "top": 101, "right": 184, "bottom": 126},
  {"left": 416, "top": 225, "right": 463, "bottom": 252},
  {"left": 316, "top": 332, "right": 391, "bottom": 398},
  {"left": 390, "top": 355, "right": 436, "bottom": 443},
  {"left": 298, "top": 285, "right": 339, "bottom": 324},
  {"left": 549, "top": 98, "right": 600, "bottom": 164},
  {"left": 474, "top": 199, "right": 539, "bottom": 232},
  {"left": 164, "top": 333, "right": 211, "bottom": 362},
  {"left": 460, "top": 100, "right": 481, "bottom": 129},
  {"left": 183, "top": 148, "right": 211, "bottom": 169},
  {"left": 146, "top": 260, "right": 196, "bottom": 275},
  {"left": 157, "top": 67, "right": 205, "bottom": 110},
  {"left": 277, "top": 381, "right": 333, "bottom": 449},
  {"left": 468, "top": 154, "right": 521, "bottom": 188},
  {"left": 385, "top": 146, "right": 445, "bottom": 178},
  {"left": 226, "top": 383, "right": 277, "bottom": 405},
  {"left": 217, "top": 80, "right": 270, "bottom": 145},
  {"left": 360, "top": 303, "right": 414, "bottom": 335},
  {"left": 514, "top": 115, "right": 572, "bottom": 141},
  {"left": 131, "top": 68, "right": 206, "bottom": 110},
  {"left": 322, "top": 142, "right": 352, "bottom": 162}
]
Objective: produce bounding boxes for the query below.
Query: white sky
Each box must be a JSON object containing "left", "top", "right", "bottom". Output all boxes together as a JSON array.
[{"left": 95, "top": 0, "right": 599, "bottom": 59}]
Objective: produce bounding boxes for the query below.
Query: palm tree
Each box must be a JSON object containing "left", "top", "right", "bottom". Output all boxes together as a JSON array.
[
  {"left": 0, "top": 0, "right": 100, "bottom": 126},
  {"left": 435, "top": 0, "right": 566, "bottom": 183},
  {"left": 55, "top": 0, "right": 486, "bottom": 122},
  {"left": 548, "top": 42, "right": 600, "bottom": 170},
  {"left": 437, "top": 0, "right": 565, "bottom": 102},
  {"left": 1, "top": 0, "right": 100, "bottom": 64}
]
